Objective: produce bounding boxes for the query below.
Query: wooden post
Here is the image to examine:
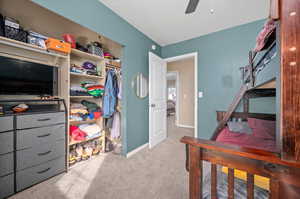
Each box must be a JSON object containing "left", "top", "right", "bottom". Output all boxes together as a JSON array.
[
  {"left": 270, "top": 178, "right": 279, "bottom": 199},
  {"left": 280, "top": 0, "right": 300, "bottom": 161},
  {"left": 189, "top": 145, "right": 202, "bottom": 199},
  {"left": 228, "top": 168, "right": 235, "bottom": 199},
  {"left": 211, "top": 164, "right": 217, "bottom": 199},
  {"left": 247, "top": 173, "right": 254, "bottom": 199}
]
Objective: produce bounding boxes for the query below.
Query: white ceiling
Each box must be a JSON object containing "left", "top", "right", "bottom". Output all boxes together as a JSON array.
[{"left": 100, "top": 0, "right": 269, "bottom": 46}]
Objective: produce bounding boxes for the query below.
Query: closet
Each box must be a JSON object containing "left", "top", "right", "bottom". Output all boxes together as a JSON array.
[{"left": 0, "top": 0, "right": 123, "bottom": 172}]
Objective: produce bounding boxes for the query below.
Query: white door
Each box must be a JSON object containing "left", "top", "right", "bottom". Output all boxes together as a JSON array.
[{"left": 149, "top": 52, "right": 167, "bottom": 148}]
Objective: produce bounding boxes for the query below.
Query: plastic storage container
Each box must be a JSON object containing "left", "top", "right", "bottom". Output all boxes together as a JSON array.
[
  {"left": 4, "top": 17, "right": 27, "bottom": 42},
  {"left": 45, "top": 38, "right": 71, "bottom": 54},
  {"left": 27, "top": 31, "right": 48, "bottom": 49},
  {"left": 87, "top": 42, "right": 103, "bottom": 57}
]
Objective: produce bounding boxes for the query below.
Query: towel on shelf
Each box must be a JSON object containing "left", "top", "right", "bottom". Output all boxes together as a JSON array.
[{"left": 79, "top": 124, "right": 101, "bottom": 138}]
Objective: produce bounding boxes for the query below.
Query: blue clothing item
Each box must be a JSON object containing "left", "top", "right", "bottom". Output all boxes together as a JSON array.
[{"left": 102, "top": 70, "right": 119, "bottom": 118}]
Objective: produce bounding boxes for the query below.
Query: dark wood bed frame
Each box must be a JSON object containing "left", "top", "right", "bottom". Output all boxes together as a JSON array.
[{"left": 181, "top": 0, "right": 300, "bottom": 198}]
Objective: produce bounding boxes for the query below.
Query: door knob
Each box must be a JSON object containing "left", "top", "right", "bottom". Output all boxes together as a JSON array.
[{"left": 151, "top": 104, "right": 156, "bottom": 108}]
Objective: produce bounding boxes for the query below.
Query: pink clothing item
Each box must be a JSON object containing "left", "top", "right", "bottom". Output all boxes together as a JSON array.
[
  {"left": 247, "top": 118, "right": 276, "bottom": 139},
  {"left": 216, "top": 127, "right": 278, "bottom": 153},
  {"left": 69, "top": 125, "right": 87, "bottom": 141},
  {"left": 254, "top": 19, "right": 276, "bottom": 52}
]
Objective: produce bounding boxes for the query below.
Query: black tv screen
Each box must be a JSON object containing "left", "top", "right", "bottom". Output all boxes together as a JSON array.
[{"left": 0, "top": 56, "right": 58, "bottom": 96}]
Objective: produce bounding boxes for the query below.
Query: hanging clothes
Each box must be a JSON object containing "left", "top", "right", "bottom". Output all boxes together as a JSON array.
[
  {"left": 117, "top": 75, "right": 122, "bottom": 99},
  {"left": 102, "top": 70, "right": 119, "bottom": 118},
  {"left": 111, "top": 112, "right": 121, "bottom": 139}
]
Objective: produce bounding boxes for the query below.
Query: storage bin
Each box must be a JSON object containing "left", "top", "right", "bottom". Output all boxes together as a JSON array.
[
  {"left": 87, "top": 42, "right": 103, "bottom": 57},
  {"left": 45, "top": 38, "right": 71, "bottom": 54},
  {"left": 4, "top": 17, "right": 27, "bottom": 42},
  {"left": 0, "top": 14, "right": 4, "bottom": 37},
  {"left": 27, "top": 31, "right": 47, "bottom": 49}
]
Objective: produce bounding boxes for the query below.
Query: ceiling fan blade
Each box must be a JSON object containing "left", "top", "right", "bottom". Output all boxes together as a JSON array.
[{"left": 185, "top": 0, "right": 200, "bottom": 14}]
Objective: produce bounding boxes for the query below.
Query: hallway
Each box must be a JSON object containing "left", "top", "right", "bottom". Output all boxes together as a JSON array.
[{"left": 11, "top": 117, "right": 193, "bottom": 199}]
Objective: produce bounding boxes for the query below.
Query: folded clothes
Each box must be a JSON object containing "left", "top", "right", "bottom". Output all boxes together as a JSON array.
[
  {"left": 93, "top": 112, "right": 101, "bottom": 119},
  {"left": 71, "top": 108, "right": 88, "bottom": 115},
  {"left": 70, "top": 90, "right": 91, "bottom": 96},
  {"left": 70, "top": 125, "right": 87, "bottom": 141},
  {"left": 71, "top": 103, "right": 87, "bottom": 109},
  {"left": 70, "top": 85, "right": 87, "bottom": 92},
  {"left": 87, "top": 89, "right": 104, "bottom": 97},
  {"left": 86, "top": 85, "right": 104, "bottom": 90},
  {"left": 69, "top": 101, "right": 103, "bottom": 123},
  {"left": 79, "top": 124, "right": 101, "bottom": 137},
  {"left": 81, "top": 100, "right": 100, "bottom": 112},
  {"left": 70, "top": 115, "right": 83, "bottom": 122},
  {"left": 80, "top": 81, "right": 104, "bottom": 97},
  {"left": 71, "top": 67, "right": 85, "bottom": 74},
  {"left": 86, "top": 132, "right": 101, "bottom": 139}
]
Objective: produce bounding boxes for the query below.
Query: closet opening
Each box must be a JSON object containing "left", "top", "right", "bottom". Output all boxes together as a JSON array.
[{"left": 0, "top": 0, "right": 124, "bottom": 173}]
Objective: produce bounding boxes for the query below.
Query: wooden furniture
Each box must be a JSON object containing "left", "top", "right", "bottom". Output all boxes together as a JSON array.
[
  {"left": 182, "top": 0, "right": 300, "bottom": 198},
  {"left": 181, "top": 136, "right": 300, "bottom": 199},
  {"left": 0, "top": 99, "right": 67, "bottom": 199},
  {"left": 68, "top": 49, "right": 107, "bottom": 167}
]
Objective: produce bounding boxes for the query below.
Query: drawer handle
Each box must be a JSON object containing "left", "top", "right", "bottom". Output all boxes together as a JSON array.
[
  {"left": 37, "top": 133, "right": 51, "bottom": 138},
  {"left": 37, "top": 118, "right": 51, "bottom": 122},
  {"left": 37, "top": 167, "right": 51, "bottom": 174},
  {"left": 38, "top": 150, "right": 52, "bottom": 156}
]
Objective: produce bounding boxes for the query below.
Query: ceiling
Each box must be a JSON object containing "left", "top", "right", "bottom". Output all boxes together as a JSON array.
[{"left": 100, "top": 0, "right": 269, "bottom": 46}]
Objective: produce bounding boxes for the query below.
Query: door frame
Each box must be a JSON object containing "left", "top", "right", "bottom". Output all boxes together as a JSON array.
[
  {"left": 167, "top": 71, "right": 180, "bottom": 126},
  {"left": 164, "top": 52, "right": 198, "bottom": 138}
]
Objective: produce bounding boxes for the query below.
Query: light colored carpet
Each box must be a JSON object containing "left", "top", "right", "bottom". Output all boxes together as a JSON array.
[{"left": 10, "top": 116, "right": 194, "bottom": 199}]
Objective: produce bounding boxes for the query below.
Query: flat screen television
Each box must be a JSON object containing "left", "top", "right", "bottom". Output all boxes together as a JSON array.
[{"left": 0, "top": 56, "right": 58, "bottom": 96}]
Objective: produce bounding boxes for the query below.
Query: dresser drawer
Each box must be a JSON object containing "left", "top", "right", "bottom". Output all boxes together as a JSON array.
[
  {"left": 0, "top": 153, "right": 13, "bottom": 177},
  {"left": 0, "top": 116, "right": 13, "bottom": 132},
  {"left": 0, "top": 131, "right": 13, "bottom": 155},
  {"left": 17, "top": 112, "right": 65, "bottom": 129},
  {"left": 16, "top": 156, "right": 65, "bottom": 192},
  {"left": 17, "top": 124, "right": 65, "bottom": 150},
  {"left": 0, "top": 174, "right": 14, "bottom": 199},
  {"left": 17, "top": 139, "right": 65, "bottom": 171}
]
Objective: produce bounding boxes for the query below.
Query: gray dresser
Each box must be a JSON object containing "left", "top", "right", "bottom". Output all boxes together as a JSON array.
[{"left": 0, "top": 111, "right": 66, "bottom": 198}]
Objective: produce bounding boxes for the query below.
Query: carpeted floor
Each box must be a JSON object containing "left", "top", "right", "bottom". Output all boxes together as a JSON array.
[{"left": 10, "top": 116, "right": 194, "bottom": 199}]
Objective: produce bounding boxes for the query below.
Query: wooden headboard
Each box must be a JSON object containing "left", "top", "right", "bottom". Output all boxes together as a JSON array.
[{"left": 216, "top": 111, "right": 276, "bottom": 122}]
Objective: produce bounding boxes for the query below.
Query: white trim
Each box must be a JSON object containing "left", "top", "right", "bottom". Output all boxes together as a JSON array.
[
  {"left": 126, "top": 143, "right": 149, "bottom": 158},
  {"left": 164, "top": 52, "right": 198, "bottom": 138},
  {"left": 177, "top": 124, "right": 194, "bottom": 129},
  {"left": 167, "top": 71, "right": 180, "bottom": 126}
]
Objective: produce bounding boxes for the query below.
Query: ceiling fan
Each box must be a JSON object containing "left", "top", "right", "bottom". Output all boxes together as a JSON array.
[{"left": 185, "top": 0, "right": 200, "bottom": 14}]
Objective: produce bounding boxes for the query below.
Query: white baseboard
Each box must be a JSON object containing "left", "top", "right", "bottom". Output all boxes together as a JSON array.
[
  {"left": 126, "top": 143, "right": 149, "bottom": 158},
  {"left": 177, "top": 124, "right": 194, "bottom": 129}
]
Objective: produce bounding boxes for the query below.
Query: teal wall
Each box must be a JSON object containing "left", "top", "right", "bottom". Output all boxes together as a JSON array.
[
  {"left": 162, "top": 20, "right": 275, "bottom": 139},
  {"left": 32, "top": 0, "right": 161, "bottom": 154},
  {"left": 31, "top": 0, "right": 275, "bottom": 149}
]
